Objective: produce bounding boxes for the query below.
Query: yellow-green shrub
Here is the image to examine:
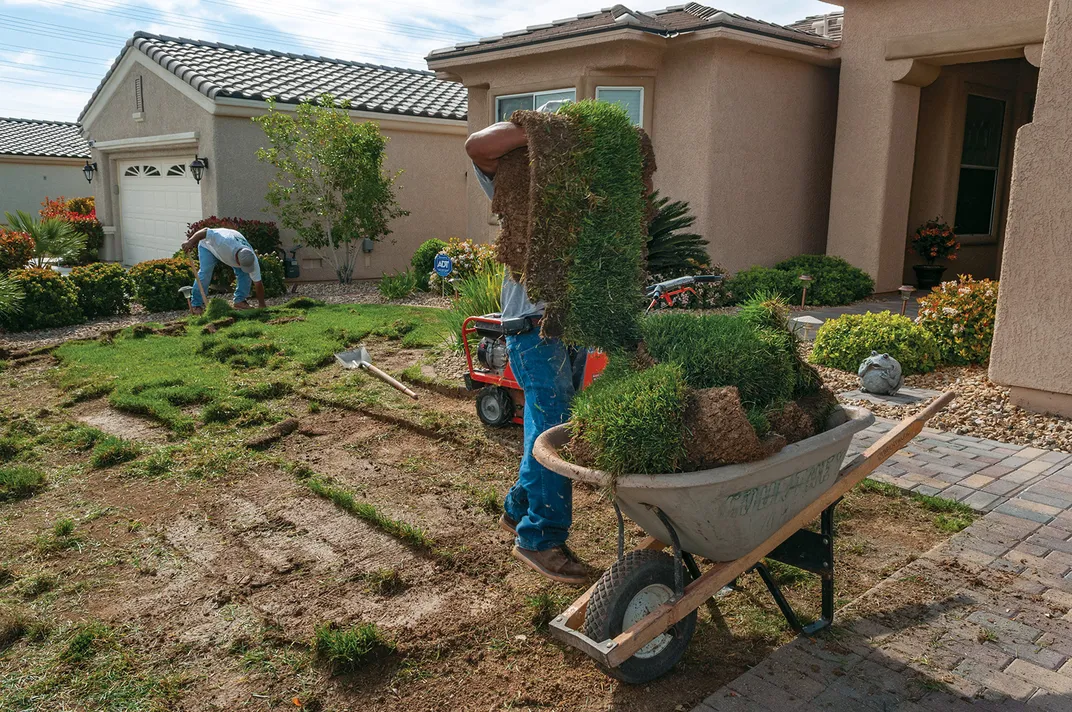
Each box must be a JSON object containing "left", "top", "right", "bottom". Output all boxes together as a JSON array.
[
  {"left": 129, "top": 258, "right": 194, "bottom": 313},
  {"left": 917, "top": 275, "right": 998, "bottom": 365},
  {"left": 810, "top": 311, "right": 939, "bottom": 374},
  {"left": 0, "top": 268, "right": 83, "bottom": 332}
]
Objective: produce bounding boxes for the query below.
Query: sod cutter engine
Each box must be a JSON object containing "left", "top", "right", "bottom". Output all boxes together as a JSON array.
[{"left": 462, "top": 275, "right": 723, "bottom": 427}]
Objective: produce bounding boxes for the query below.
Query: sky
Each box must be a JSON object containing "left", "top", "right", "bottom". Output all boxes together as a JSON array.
[{"left": 0, "top": 0, "right": 840, "bottom": 122}]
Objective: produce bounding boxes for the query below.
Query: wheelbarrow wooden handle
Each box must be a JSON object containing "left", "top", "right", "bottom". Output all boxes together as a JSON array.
[{"left": 361, "top": 363, "right": 419, "bottom": 400}]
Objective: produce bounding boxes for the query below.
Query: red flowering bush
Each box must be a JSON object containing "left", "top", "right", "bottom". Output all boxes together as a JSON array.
[
  {"left": 40, "top": 196, "right": 104, "bottom": 265},
  {"left": 0, "top": 228, "right": 34, "bottom": 271},
  {"left": 910, "top": 218, "right": 960, "bottom": 264},
  {"left": 186, "top": 216, "right": 281, "bottom": 255},
  {"left": 917, "top": 275, "right": 998, "bottom": 366}
]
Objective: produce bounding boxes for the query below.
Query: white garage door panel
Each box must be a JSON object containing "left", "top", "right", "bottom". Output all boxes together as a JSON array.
[{"left": 119, "top": 160, "right": 202, "bottom": 265}]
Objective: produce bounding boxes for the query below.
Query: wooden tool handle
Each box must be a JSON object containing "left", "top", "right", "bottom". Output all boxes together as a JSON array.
[{"left": 362, "top": 363, "right": 419, "bottom": 400}]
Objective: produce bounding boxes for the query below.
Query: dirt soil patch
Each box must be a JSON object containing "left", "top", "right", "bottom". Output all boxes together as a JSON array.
[{"left": 0, "top": 340, "right": 960, "bottom": 711}]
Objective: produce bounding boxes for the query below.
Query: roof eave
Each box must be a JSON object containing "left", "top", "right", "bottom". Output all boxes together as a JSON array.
[{"left": 427, "top": 26, "right": 666, "bottom": 70}]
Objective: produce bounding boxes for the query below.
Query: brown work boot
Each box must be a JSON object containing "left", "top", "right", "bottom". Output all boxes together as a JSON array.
[
  {"left": 190, "top": 306, "right": 204, "bottom": 316},
  {"left": 512, "top": 545, "right": 590, "bottom": 585},
  {"left": 233, "top": 301, "right": 251, "bottom": 310},
  {"left": 499, "top": 513, "right": 518, "bottom": 536}
]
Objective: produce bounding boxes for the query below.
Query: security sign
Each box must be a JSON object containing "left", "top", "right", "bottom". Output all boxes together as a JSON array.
[{"left": 433, "top": 254, "right": 454, "bottom": 277}]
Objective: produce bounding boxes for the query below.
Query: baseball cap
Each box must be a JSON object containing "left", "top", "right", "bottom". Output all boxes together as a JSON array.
[{"left": 236, "top": 248, "right": 257, "bottom": 272}]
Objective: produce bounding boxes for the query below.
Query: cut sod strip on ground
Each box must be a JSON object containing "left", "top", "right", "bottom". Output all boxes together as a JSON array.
[{"left": 51, "top": 300, "right": 444, "bottom": 434}]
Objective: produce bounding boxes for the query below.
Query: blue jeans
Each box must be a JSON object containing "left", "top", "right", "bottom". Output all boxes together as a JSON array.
[
  {"left": 503, "top": 330, "right": 578, "bottom": 551},
  {"left": 191, "top": 243, "right": 251, "bottom": 308}
]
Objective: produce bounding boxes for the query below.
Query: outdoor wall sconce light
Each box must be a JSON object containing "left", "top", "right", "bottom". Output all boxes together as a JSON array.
[
  {"left": 82, "top": 161, "right": 98, "bottom": 183},
  {"left": 189, "top": 155, "right": 209, "bottom": 184},
  {"left": 898, "top": 285, "right": 915, "bottom": 316},
  {"left": 798, "top": 274, "right": 814, "bottom": 308}
]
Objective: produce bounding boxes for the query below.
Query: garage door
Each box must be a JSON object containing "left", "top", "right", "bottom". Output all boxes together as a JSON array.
[{"left": 119, "top": 160, "right": 203, "bottom": 265}]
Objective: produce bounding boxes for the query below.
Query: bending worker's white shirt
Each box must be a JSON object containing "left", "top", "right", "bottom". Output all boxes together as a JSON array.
[{"left": 201, "top": 228, "right": 261, "bottom": 282}]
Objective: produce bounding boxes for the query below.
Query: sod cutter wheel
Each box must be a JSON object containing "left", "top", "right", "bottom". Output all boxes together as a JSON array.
[{"left": 532, "top": 393, "right": 955, "bottom": 684}]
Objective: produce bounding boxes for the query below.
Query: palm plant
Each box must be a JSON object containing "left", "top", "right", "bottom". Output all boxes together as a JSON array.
[
  {"left": 0, "top": 273, "right": 24, "bottom": 319},
  {"left": 3, "top": 210, "right": 85, "bottom": 268},
  {"left": 646, "top": 192, "right": 710, "bottom": 277}
]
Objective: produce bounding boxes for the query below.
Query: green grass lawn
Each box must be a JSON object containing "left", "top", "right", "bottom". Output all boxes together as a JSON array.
[{"left": 53, "top": 300, "right": 444, "bottom": 434}]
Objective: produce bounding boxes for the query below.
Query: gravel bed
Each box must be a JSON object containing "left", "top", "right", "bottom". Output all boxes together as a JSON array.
[
  {"left": 0, "top": 281, "right": 450, "bottom": 352},
  {"left": 806, "top": 344, "right": 1072, "bottom": 452}
]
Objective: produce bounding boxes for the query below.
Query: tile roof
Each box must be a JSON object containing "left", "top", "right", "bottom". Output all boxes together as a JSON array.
[
  {"left": 81, "top": 32, "right": 468, "bottom": 123},
  {"left": 786, "top": 11, "right": 844, "bottom": 42},
  {"left": 0, "top": 117, "right": 90, "bottom": 159},
  {"left": 426, "top": 3, "right": 835, "bottom": 61}
]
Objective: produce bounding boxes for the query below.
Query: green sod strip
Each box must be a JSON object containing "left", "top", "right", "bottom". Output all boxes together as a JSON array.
[{"left": 304, "top": 476, "right": 434, "bottom": 550}]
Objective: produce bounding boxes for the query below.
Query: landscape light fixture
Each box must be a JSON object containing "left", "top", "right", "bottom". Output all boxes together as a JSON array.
[
  {"left": 82, "top": 160, "right": 97, "bottom": 183},
  {"left": 898, "top": 285, "right": 915, "bottom": 316},
  {"left": 798, "top": 274, "right": 814, "bottom": 308},
  {"left": 189, "top": 155, "right": 209, "bottom": 184}
]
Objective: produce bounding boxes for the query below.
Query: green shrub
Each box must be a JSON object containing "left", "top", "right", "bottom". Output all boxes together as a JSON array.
[
  {"left": 378, "top": 270, "right": 418, "bottom": 300},
  {"left": 427, "top": 237, "right": 496, "bottom": 293},
  {"left": 439, "top": 262, "right": 504, "bottom": 350},
  {"left": 571, "top": 362, "right": 688, "bottom": 475},
  {"left": 725, "top": 266, "right": 801, "bottom": 305},
  {"left": 258, "top": 252, "right": 286, "bottom": 299},
  {"left": 129, "top": 258, "right": 194, "bottom": 313},
  {"left": 411, "top": 238, "right": 447, "bottom": 290},
  {"left": 774, "top": 255, "right": 875, "bottom": 307},
  {"left": 0, "top": 268, "right": 83, "bottom": 332},
  {"left": 0, "top": 228, "right": 34, "bottom": 271},
  {"left": 0, "top": 465, "right": 45, "bottom": 501},
  {"left": 917, "top": 275, "right": 998, "bottom": 366},
  {"left": 313, "top": 622, "right": 394, "bottom": 672},
  {"left": 810, "top": 311, "right": 940, "bottom": 374},
  {"left": 186, "top": 217, "right": 282, "bottom": 255},
  {"left": 67, "top": 263, "right": 131, "bottom": 319},
  {"left": 646, "top": 192, "right": 710, "bottom": 277},
  {"left": 641, "top": 313, "right": 796, "bottom": 410}
]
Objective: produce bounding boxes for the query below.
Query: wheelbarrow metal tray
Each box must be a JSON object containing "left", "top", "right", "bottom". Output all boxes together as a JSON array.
[{"left": 536, "top": 406, "right": 874, "bottom": 562}]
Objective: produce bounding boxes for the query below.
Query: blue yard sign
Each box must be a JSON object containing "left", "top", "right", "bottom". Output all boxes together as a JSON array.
[{"left": 433, "top": 254, "right": 453, "bottom": 278}]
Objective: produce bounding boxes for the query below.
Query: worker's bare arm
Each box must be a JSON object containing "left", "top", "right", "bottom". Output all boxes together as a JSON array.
[
  {"left": 465, "top": 122, "right": 527, "bottom": 177},
  {"left": 181, "top": 228, "right": 208, "bottom": 253},
  {"left": 254, "top": 281, "right": 266, "bottom": 309}
]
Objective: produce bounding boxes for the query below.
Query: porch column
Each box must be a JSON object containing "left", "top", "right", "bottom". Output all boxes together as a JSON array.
[
  {"left": 990, "top": 0, "right": 1072, "bottom": 416},
  {"left": 826, "top": 59, "right": 938, "bottom": 292}
]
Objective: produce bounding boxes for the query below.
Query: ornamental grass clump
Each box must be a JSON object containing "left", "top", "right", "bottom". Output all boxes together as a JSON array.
[{"left": 917, "top": 275, "right": 998, "bottom": 365}]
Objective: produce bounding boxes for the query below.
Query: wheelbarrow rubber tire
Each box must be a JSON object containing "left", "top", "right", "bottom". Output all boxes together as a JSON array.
[
  {"left": 476, "top": 387, "right": 514, "bottom": 427},
  {"left": 584, "top": 549, "right": 696, "bottom": 684}
]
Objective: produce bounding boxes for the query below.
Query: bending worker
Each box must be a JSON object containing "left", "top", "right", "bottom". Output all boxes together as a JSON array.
[
  {"left": 464, "top": 104, "right": 590, "bottom": 586},
  {"left": 181, "top": 226, "right": 267, "bottom": 314}
]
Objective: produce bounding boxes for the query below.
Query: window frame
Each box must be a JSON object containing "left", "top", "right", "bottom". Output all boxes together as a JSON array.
[
  {"left": 494, "top": 88, "right": 576, "bottom": 123},
  {"left": 595, "top": 85, "right": 645, "bottom": 128},
  {"left": 953, "top": 89, "right": 1014, "bottom": 242}
]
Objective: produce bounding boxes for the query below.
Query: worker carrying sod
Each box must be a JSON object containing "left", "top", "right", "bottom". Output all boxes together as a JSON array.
[
  {"left": 181, "top": 226, "right": 267, "bottom": 314},
  {"left": 465, "top": 100, "right": 656, "bottom": 585}
]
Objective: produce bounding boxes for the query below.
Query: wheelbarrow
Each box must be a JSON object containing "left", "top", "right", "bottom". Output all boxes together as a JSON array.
[{"left": 532, "top": 392, "right": 955, "bottom": 684}]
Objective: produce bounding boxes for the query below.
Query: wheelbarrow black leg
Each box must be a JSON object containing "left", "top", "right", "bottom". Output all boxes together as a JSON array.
[
  {"left": 653, "top": 508, "right": 685, "bottom": 597},
  {"left": 807, "top": 502, "right": 838, "bottom": 636},
  {"left": 682, "top": 552, "right": 702, "bottom": 582},
  {"left": 753, "top": 561, "right": 805, "bottom": 635}
]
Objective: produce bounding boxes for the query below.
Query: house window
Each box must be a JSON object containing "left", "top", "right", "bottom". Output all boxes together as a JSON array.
[
  {"left": 954, "top": 94, "right": 1006, "bottom": 237},
  {"left": 595, "top": 86, "right": 644, "bottom": 127},
  {"left": 495, "top": 88, "right": 575, "bottom": 122}
]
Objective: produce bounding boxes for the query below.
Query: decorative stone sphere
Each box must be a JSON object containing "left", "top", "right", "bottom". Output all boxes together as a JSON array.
[{"left": 858, "top": 351, "right": 904, "bottom": 395}]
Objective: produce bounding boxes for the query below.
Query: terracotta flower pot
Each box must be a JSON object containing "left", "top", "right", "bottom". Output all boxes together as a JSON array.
[{"left": 913, "top": 264, "right": 946, "bottom": 290}]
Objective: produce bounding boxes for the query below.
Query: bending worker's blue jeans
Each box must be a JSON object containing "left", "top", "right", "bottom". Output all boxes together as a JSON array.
[
  {"left": 191, "top": 243, "right": 251, "bottom": 308},
  {"left": 503, "top": 330, "right": 579, "bottom": 552}
]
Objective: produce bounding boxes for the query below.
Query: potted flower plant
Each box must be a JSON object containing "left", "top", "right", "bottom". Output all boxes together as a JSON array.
[{"left": 909, "top": 218, "right": 960, "bottom": 290}]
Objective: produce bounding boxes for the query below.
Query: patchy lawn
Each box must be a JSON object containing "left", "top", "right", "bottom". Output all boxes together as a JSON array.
[{"left": 0, "top": 304, "right": 969, "bottom": 711}]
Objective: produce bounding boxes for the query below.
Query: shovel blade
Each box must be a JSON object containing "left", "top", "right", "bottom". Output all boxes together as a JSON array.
[{"left": 334, "top": 346, "right": 372, "bottom": 370}]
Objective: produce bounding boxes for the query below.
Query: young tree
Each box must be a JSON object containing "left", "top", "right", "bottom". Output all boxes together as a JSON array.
[{"left": 254, "top": 95, "right": 407, "bottom": 283}]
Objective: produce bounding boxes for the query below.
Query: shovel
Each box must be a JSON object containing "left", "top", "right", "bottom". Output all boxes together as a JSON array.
[{"left": 335, "top": 346, "right": 418, "bottom": 400}]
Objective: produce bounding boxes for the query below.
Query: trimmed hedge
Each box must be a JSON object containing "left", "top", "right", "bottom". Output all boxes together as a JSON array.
[
  {"left": 640, "top": 312, "right": 796, "bottom": 410},
  {"left": 411, "top": 239, "right": 446, "bottom": 291},
  {"left": 68, "top": 263, "right": 132, "bottom": 319},
  {"left": 726, "top": 255, "right": 875, "bottom": 307},
  {"left": 186, "top": 216, "right": 282, "bottom": 255},
  {"left": 0, "top": 229, "right": 34, "bottom": 271},
  {"left": 0, "top": 268, "right": 83, "bottom": 332},
  {"left": 129, "top": 258, "right": 194, "bottom": 313},
  {"left": 809, "top": 311, "right": 940, "bottom": 374}
]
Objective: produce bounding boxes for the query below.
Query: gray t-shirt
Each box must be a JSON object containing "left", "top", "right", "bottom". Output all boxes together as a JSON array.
[{"left": 473, "top": 164, "right": 545, "bottom": 321}]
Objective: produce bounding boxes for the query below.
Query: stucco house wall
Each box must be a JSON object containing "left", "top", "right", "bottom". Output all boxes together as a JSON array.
[
  {"left": 826, "top": 0, "right": 1049, "bottom": 291},
  {"left": 83, "top": 47, "right": 468, "bottom": 279},
  {"left": 0, "top": 159, "right": 88, "bottom": 218},
  {"left": 435, "top": 32, "right": 837, "bottom": 275}
]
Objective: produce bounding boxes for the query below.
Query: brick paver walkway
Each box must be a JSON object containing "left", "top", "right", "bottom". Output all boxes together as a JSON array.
[{"left": 690, "top": 429, "right": 1072, "bottom": 712}]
